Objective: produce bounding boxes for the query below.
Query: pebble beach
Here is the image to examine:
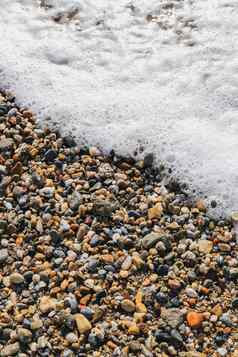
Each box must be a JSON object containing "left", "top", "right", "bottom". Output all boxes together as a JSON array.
[{"left": 1, "top": 91, "right": 238, "bottom": 356}]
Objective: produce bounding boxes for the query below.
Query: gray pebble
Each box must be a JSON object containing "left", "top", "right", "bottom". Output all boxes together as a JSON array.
[{"left": 0, "top": 249, "right": 8, "bottom": 263}]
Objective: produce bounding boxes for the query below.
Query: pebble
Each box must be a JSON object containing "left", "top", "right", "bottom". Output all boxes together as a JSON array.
[
  {"left": 148, "top": 203, "right": 163, "bottom": 219},
  {"left": 74, "top": 314, "right": 92, "bottom": 334},
  {"left": 142, "top": 232, "right": 164, "bottom": 249},
  {"left": 187, "top": 311, "right": 204, "bottom": 328},
  {"left": 17, "top": 328, "right": 32, "bottom": 343},
  {"left": 65, "top": 333, "right": 78, "bottom": 343},
  {"left": 31, "top": 317, "right": 43, "bottom": 330},
  {"left": 9, "top": 273, "right": 24, "bottom": 285},
  {"left": 39, "top": 296, "right": 56, "bottom": 313},
  {"left": 121, "top": 256, "right": 132, "bottom": 270},
  {"left": 217, "top": 347, "right": 228, "bottom": 356},
  {"left": 197, "top": 239, "right": 213, "bottom": 254},
  {"left": 0, "top": 249, "right": 8, "bottom": 263},
  {"left": 121, "top": 299, "right": 136, "bottom": 313},
  {"left": 161, "top": 308, "right": 184, "bottom": 328},
  {"left": 185, "top": 287, "right": 198, "bottom": 298},
  {"left": 0, "top": 342, "right": 20, "bottom": 356}
]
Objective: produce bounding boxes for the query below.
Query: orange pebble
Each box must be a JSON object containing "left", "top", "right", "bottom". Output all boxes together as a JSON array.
[
  {"left": 200, "top": 286, "right": 209, "bottom": 295},
  {"left": 187, "top": 311, "right": 204, "bottom": 328}
]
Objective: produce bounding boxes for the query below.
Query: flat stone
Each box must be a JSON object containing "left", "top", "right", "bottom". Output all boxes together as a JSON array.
[
  {"left": 186, "top": 311, "right": 204, "bottom": 328},
  {"left": 121, "top": 256, "right": 132, "bottom": 271},
  {"left": 198, "top": 240, "right": 213, "bottom": 254},
  {"left": 74, "top": 313, "right": 92, "bottom": 334},
  {"left": 142, "top": 232, "right": 165, "bottom": 249},
  {"left": 121, "top": 299, "right": 136, "bottom": 313},
  {"left": 65, "top": 332, "right": 78, "bottom": 343},
  {"left": 17, "top": 328, "right": 32, "bottom": 343},
  {"left": 161, "top": 308, "right": 184, "bottom": 328},
  {"left": 44, "top": 149, "right": 57, "bottom": 162},
  {"left": 31, "top": 317, "right": 43, "bottom": 330},
  {"left": 92, "top": 200, "right": 116, "bottom": 217},
  {"left": 9, "top": 273, "right": 24, "bottom": 285},
  {"left": 0, "top": 249, "right": 8, "bottom": 263},
  {"left": 39, "top": 296, "right": 56, "bottom": 314},
  {"left": 0, "top": 342, "right": 20, "bottom": 356},
  {"left": 185, "top": 288, "right": 198, "bottom": 298},
  {"left": 148, "top": 203, "right": 163, "bottom": 220},
  {"left": 218, "top": 243, "right": 231, "bottom": 252}
]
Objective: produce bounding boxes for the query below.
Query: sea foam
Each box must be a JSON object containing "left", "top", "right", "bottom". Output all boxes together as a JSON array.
[{"left": 1, "top": 0, "right": 238, "bottom": 216}]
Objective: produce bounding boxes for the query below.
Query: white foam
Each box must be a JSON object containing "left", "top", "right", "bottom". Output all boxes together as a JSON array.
[{"left": 1, "top": 0, "right": 238, "bottom": 216}]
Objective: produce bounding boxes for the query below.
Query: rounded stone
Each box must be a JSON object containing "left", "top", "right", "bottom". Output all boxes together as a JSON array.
[
  {"left": 121, "top": 299, "right": 136, "bottom": 313},
  {"left": 9, "top": 273, "right": 24, "bottom": 285}
]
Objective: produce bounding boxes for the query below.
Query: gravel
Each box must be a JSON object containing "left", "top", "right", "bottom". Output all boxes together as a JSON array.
[{"left": 0, "top": 90, "right": 238, "bottom": 356}]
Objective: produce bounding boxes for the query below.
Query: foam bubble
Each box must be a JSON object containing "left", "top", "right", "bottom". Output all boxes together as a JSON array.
[{"left": 1, "top": 0, "right": 238, "bottom": 216}]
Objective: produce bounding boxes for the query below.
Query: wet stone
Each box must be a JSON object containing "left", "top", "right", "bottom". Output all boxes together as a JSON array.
[
  {"left": 0, "top": 342, "right": 20, "bottom": 356},
  {"left": 142, "top": 232, "right": 165, "bottom": 249},
  {"left": 9, "top": 273, "right": 24, "bottom": 285},
  {"left": 44, "top": 149, "right": 57, "bottom": 162},
  {"left": 0, "top": 249, "right": 8, "bottom": 263}
]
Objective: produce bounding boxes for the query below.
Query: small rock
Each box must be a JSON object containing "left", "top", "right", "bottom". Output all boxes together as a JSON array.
[
  {"left": 231, "top": 212, "right": 238, "bottom": 223},
  {"left": 93, "top": 200, "right": 115, "bottom": 217},
  {"left": 74, "top": 313, "right": 92, "bottom": 334},
  {"left": 44, "top": 149, "right": 57, "bottom": 162},
  {"left": 39, "top": 296, "right": 56, "bottom": 314},
  {"left": 217, "top": 347, "right": 228, "bottom": 356},
  {"left": 186, "top": 311, "right": 203, "bottom": 328},
  {"left": 9, "top": 273, "right": 24, "bottom": 285},
  {"left": 143, "top": 153, "right": 154, "bottom": 168},
  {"left": 17, "top": 328, "right": 32, "bottom": 343},
  {"left": 197, "top": 240, "right": 213, "bottom": 254},
  {"left": 31, "top": 317, "right": 43, "bottom": 330},
  {"left": 65, "top": 332, "right": 78, "bottom": 343},
  {"left": 80, "top": 307, "right": 93, "bottom": 320},
  {"left": 0, "top": 249, "right": 8, "bottom": 263},
  {"left": 39, "top": 187, "right": 55, "bottom": 198},
  {"left": 63, "top": 135, "right": 76, "bottom": 147},
  {"left": 218, "top": 243, "right": 231, "bottom": 252},
  {"left": 128, "top": 323, "right": 140, "bottom": 335},
  {"left": 161, "top": 308, "right": 184, "bottom": 328},
  {"left": 121, "top": 299, "right": 136, "bottom": 313},
  {"left": 142, "top": 232, "right": 164, "bottom": 249},
  {"left": 121, "top": 256, "right": 132, "bottom": 270},
  {"left": 0, "top": 220, "right": 7, "bottom": 231},
  {"left": 185, "top": 288, "right": 198, "bottom": 298},
  {"left": 148, "top": 203, "right": 163, "bottom": 220},
  {"left": 220, "top": 313, "right": 233, "bottom": 327},
  {"left": 212, "top": 304, "right": 223, "bottom": 317},
  {"left": 0, "top": 342, "right": 20, "bottom": 356},
  {"left": 168, "top": 279, "right": 181, "bottom": 290}
]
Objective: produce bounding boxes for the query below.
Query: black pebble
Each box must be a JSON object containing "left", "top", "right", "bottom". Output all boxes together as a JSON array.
[
  {"left": 44, "top": 149, "right": 57, "bottom": 162},
  {"left": 157, "top": 264, "right": 169, "bottom": 276},
  {"left": 63, "top": 135, "right": 76, "bottom": 148}
]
